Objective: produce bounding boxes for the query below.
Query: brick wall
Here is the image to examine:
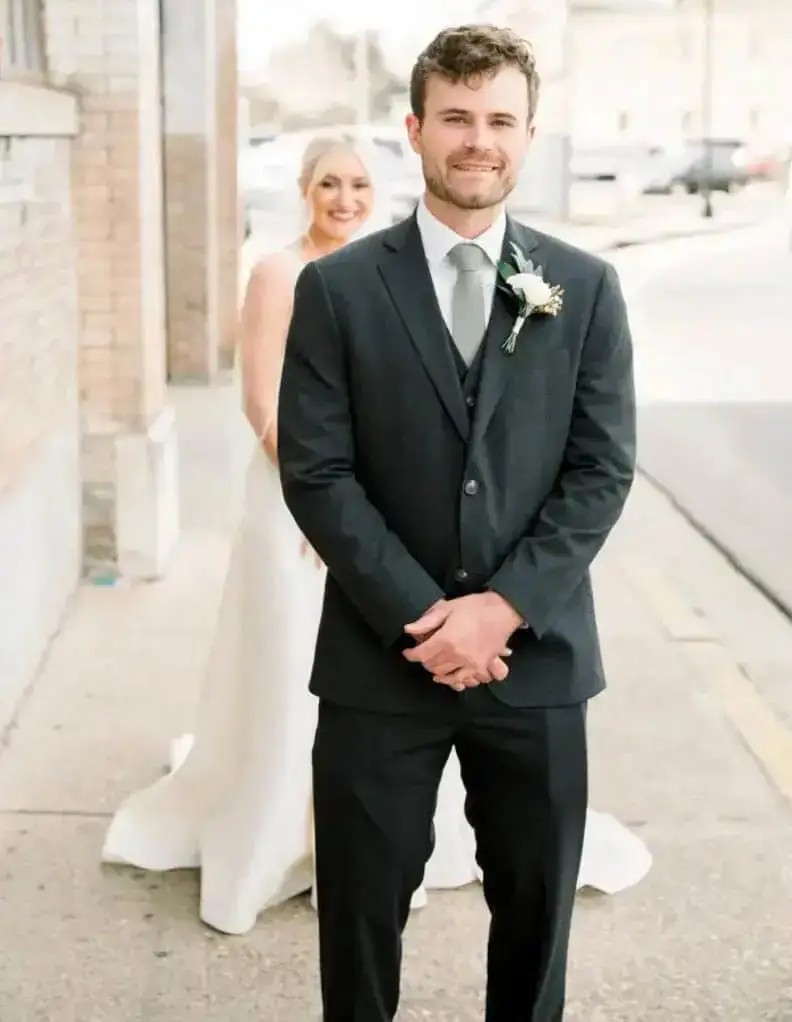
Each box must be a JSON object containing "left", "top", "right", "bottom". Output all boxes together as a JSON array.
[
  {"left": 0, "top": 135, "right": 81, "bottom": 721},
  {"left": 0, "top": 138, "right": 79, "bottom": 491},
  {"left": 45, "top": 0, "right": 170, "bottom": 569}
]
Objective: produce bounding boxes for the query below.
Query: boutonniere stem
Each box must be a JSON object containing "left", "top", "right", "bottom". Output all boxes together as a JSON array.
[{"left": 497, "top": 241, "right": 564, "bottom": 355}]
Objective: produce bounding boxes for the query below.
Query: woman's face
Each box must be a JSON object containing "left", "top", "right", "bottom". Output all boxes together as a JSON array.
[{"left": 306, "top": 149, "right": 374, "bottom": 242}]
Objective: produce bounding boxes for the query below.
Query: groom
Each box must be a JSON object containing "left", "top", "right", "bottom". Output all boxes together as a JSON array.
[{"left": 278, "top": 24, "right": 636, "bottom": 1022}]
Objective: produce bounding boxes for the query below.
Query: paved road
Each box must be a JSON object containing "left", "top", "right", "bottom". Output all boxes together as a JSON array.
[
  {"left": 609, "top": 221, "right": 792, "bottom": 617},
  {"left": 2, "top": 209, "right": 791, "bottom": 1020},
  {"left": 3, "top": 386, "right": 791, "bottom": 1021}
]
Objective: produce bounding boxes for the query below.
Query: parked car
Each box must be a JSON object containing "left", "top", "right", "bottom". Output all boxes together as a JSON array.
[
  {"left": 617, "top": 144, "right": 684, "bottom": 195},
  {"left": 670, "top": 138, "right": 750, "bottom": 194},
  {"left": 570, "top": 142, "right": 650, "bottom": 182},
  {"left": 785, "top": 161, "right": 792, "bottom": 251},
  {"left": 733, "top": 142, "right": 787, "bottom": 182}
]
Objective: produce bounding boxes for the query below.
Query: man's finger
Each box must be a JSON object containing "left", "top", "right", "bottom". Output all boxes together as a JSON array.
[
  {"left": 426, "top": 659, "right": 462, "bottom": 677},
  {"left": 404, "top": 601, "right": 452, "bottom": 636},
  {"left": 403, "top": 639, "right": 441, "bottom": 663},
  {"left": 422, "top": 648, "right": 467, "bottom": 672},
  {"left": 403, "top": 632, "right": 458, "bottom": 665},
  {"left": 434, "top": 674, "right": 476, "bottom": 691},
  {"left": 488, "top": 656, "right": 509, "bottom": 682},
  {"left": 434, "top": 667, "right": 487, "bottom": 688}
]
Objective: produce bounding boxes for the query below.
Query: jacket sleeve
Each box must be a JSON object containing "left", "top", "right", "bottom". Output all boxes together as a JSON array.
[
  {"left": 486, "top": 262, "right": 637, "bottom": 637},
  {"left": 277, "top": 261, "right": 446, "bottom": 646}
]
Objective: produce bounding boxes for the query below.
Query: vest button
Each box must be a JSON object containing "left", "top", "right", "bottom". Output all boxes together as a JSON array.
[
  {"left": 454, "top": 568, "right": 469, "bottom": 582},
  {"left": 466, "top": 395, "right": 476, "bottom": 408},
  {"left": 463, "top": 479, "right": 479, "bottom": 496}
]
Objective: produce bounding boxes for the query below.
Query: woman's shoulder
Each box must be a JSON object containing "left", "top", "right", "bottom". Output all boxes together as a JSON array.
[{"left": 248, "top": 246, "right": 304, "bottom": 292}]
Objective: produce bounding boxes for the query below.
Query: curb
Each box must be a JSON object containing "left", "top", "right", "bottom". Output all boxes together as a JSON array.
[
  {"left": 636, "top": 466, "right": 792, "bottom": 627},
  {"left": 599, "top": 217, "right": 754, "bottom": 254}
]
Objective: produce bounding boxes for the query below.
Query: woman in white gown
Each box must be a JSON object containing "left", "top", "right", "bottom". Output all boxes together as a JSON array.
[{"left": 102, "top": 134, "right": 651, "bottom": 936}]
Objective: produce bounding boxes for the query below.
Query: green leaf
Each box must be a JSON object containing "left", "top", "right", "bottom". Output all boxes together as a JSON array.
[{"left": 509, "top": 241, "right": 529, "bottom": 272}]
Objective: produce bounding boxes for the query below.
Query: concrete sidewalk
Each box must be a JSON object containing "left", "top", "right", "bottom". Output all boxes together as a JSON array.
[
  {"left": 1, "top": 378, "right": 791, "bottom": 1021},
  {"left": 524, "top": 179, "right": 780, "bottom": 254},
  {"left": 522, "top": 196, "right": 758, "bottom": 255}
]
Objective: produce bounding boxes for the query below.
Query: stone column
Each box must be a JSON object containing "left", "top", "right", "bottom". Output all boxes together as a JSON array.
[
  {"left": 45, "top": 0, "right": 179, "bottom": 579},
  {"left": 161, "top": 0, "right": 240, "bottom": 382}
]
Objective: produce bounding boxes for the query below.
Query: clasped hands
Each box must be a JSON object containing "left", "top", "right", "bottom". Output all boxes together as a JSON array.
[{"left": 402, "top": 593, "right": 523, "bottom": 692}]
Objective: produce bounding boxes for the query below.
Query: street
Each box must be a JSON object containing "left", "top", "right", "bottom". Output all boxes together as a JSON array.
[
  {"left": 6, "top": 0, "right": 792, "bottom": 1017},
  {"left": 1, "top": 206, "right": 791, "bottom": 1021},
  {"left": 611, "top": 223, "right": 792, "bottom": 714},
  {"left": 1, "top": 223, "right": 791, "bottom": 1018},
  {"left": 1, "top": 396, "right": 791, "bottom": 1020}
]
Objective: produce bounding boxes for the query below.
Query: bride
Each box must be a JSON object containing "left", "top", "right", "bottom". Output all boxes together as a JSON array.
[{"left": 102, "top": 132, "right": 651, "bottom": 935}]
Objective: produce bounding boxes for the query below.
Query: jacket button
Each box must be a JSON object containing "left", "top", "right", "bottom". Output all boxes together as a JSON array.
[
  {"left": 454, "top": 568, "right": 469, "bottom": 582},
  {"left": 463, "top": 479, "right": 479, "bottom": 496}
]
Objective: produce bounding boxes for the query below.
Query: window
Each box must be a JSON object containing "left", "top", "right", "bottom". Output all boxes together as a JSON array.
[{"left": 1, "top": 0, "right": 46, "bottom": 78}]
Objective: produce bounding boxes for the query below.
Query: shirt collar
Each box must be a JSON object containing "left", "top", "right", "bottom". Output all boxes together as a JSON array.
[{"left": 416, "top": 197, "right": 506, "bottom": 270}]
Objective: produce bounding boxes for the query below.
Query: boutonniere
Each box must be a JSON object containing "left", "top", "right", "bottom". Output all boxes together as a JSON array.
[{"left": 497, "top": 242, "right": 564, "bottom": 355}]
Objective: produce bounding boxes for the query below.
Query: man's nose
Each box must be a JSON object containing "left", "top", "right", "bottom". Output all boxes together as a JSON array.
[{"left": 464, "top": 121, "right": 496, "bottom": 154}]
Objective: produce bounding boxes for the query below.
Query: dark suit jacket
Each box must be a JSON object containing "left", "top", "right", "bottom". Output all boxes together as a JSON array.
[{"left": 277, "top": 214, "right": 636, "bottom": 712}]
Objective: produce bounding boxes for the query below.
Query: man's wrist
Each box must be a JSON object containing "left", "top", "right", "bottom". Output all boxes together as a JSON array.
[{"left": 481, "top": 590, "right": 524, "bottom": 632}]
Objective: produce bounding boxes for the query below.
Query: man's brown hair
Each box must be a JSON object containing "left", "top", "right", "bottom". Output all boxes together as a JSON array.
[{"left": 410, "top": 24, "right": 541, "bottom": 123}]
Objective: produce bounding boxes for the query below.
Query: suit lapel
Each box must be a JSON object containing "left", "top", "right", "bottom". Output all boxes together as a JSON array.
[
  {"left": 378, "top": 217, "right": 469, "bottom": 442},
  {"left": 471, "top": 217, "right": 542, "bottom": 445}
]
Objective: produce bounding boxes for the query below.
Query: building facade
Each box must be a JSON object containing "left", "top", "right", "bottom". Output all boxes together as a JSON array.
[
  {"left": 0, "top": 0, "right": 238, "bottom": 727},
  {"left": 568, "top": 0, "right": 792, "bottom": 147}
]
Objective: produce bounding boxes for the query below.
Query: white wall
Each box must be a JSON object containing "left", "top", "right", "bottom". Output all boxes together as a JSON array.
[{"left": 0, "top": 428, "right": 81, "bottom": 730}]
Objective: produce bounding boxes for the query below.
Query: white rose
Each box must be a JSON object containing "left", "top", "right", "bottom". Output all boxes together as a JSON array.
[{"left": 507, "top": 272, "right": 552, "bottom": 307}]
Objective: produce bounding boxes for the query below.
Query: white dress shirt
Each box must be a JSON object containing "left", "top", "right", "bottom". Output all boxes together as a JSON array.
[
  {"left": 415, "top": 198, "right": 507, "bottom": 333},
  {"left": 415, "top": 200, "right": 527, "bottom": 630}
]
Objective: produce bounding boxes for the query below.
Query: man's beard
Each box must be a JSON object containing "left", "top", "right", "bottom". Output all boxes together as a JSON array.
[{"left": 424, "top": 161, "right": 515, "bottom": 211}]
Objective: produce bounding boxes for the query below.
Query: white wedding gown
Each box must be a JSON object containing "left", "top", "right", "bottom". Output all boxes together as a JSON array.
[
  {"left": 103, "top": 435, "right": 651, "bottom": 936},
  {"left": 104, "top": 446, "right": 322, "bottom": 931}
]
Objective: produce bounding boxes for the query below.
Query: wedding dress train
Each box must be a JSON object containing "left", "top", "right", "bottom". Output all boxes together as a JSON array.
[{"left": 103, "top": 446, "right": 651, "bottom": 934}]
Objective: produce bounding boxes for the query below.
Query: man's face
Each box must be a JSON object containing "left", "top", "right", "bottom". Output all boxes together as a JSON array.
[{"left": 406, "top": 66, "right": 534, "bottom": 211}]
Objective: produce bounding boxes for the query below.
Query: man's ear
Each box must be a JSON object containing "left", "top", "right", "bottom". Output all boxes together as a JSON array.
[{"left": 406, "top": 113, "right": 423, "bottom": 156}]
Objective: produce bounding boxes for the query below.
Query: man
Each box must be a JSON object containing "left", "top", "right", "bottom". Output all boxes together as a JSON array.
[{"left": 278, "top": 24, "right": 636, "bottom": 1022}]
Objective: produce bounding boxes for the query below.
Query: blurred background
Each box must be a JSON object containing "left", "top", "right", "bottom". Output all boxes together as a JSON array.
[
  {"left": 236, "top": 0, "right": 792, "bottom": 242},
  {"left": 1, "top": 4, "right": 792, "bottom": 1016},
  {"left": 5, "top": 0, "right": 789, "bottom": 707}
]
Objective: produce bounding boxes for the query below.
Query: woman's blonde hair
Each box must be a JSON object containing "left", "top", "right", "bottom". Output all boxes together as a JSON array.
[{"left": 298, "top": 133, "right": 374, "bottom": 198}]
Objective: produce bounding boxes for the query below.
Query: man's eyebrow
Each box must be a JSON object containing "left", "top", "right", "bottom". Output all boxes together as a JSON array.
[{"left": 436, "top": 107, "right": 518, "bottom": 121}]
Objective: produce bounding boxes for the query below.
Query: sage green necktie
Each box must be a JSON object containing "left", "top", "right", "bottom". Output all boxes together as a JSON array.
[{"left": 448, "top": 243, "right": 489, "bottom": 367}]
